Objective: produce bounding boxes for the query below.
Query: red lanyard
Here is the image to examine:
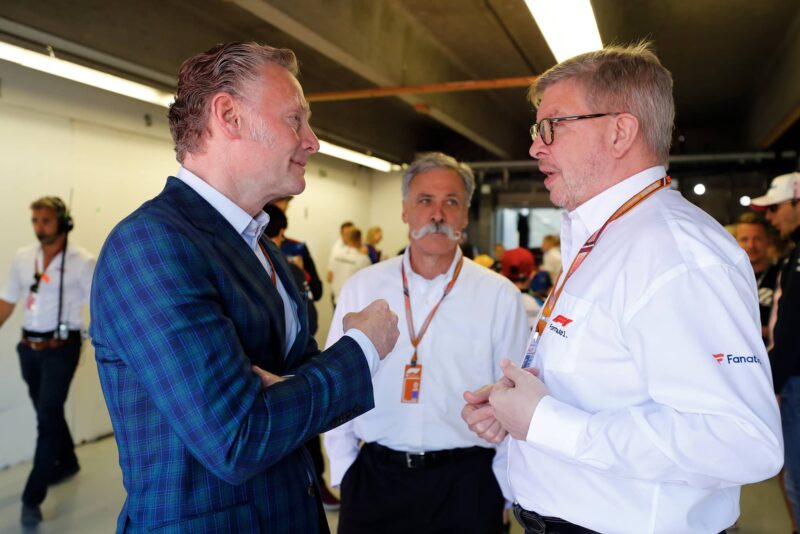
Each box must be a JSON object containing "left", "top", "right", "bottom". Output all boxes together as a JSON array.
[
  {"left": 258, "top": 242, "right": 278, "bottom": 286},
  {"left": 535, "top": 176, "right": 671, "bottom": 337},
  {"left": 401, "top": 255, "right": 464, "bottom": 366}
]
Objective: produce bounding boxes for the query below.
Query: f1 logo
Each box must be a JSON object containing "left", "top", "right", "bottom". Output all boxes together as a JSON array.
[{"left": 552, "top": 315, "right": 573, "bottom": 327}]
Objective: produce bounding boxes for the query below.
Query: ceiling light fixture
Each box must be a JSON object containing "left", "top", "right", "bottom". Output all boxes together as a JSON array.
[
  {"left": 0, "top": 39, "right": 399, "bottom": 172},
  {"left": 0, "top": 41, "right": 175, "bottom": 107},
  {"left": 317, "top": 141, "right": 397, "bottom": 173},
  {"left": 693, "top": 183, "right": 706, "bottom": 195},
  {"left": 524, "top": 0, "right": 603, "bottom": 62}
]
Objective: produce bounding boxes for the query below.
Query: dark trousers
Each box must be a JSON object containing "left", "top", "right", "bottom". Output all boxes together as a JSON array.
[
  {"left": 17, "top": 341, "right": 81, "bottom": 506},
  {"left": 338, "top": 444, "right": 504, "bottom": 534}
]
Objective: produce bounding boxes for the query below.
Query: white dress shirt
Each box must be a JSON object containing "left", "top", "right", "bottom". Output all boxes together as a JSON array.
[
  {"left": 1, "top": 242, "right": 95, "bottom": 331},
  {"left": 329, "top": 246, "right": 371, "bottom": 301},
  {"left": 508, "top": 166, "right": 783, "bottom": 533},
  {"left": 520, "top": 291, "right": 541, "bottom": 331},
  {"left": 325, "top": 247, "right": 529, "bottom": 499},
  {"left": 176, "top": 167, "right": 378, "bottom": 368},
  {"left": 541, "top": 246, "right": 562, "bottom": 282},
  {"left": 327, "top": 237, "right": 346, "bottom": 271}
]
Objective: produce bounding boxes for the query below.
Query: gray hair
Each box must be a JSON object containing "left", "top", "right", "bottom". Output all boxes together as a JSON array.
[
  {"left": 530, "top": 41, "right": 674, "bottom": 166},
  {"left": 168, "top": 42, "right": 298, "bottom": 163},
  {"left": 402, "top": 152, "right": 476, "bottom": 206}
]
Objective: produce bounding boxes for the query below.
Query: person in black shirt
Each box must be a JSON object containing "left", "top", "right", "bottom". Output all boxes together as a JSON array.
[
  {"left": 752, "top": 171, "right": 800, "bottom": 530},
  {"left": 735, "top": 212, "right": 780, "bottom": 341}
]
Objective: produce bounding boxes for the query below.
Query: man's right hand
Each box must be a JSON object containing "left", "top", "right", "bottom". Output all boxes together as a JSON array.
[
  {"left": 462, "top": 384, "right": 508, "bottom": 444},
  {"left": 343, "top": 299, "right": 399, "bottom": 359}
]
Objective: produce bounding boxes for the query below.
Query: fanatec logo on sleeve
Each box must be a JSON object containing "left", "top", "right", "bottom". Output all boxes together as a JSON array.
[{"left": 712, "top": 353, "right": 761, "bottom": 365}]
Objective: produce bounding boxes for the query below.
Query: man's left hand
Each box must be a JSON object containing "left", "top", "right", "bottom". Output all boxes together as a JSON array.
[
  {"left": 252, "top": 365, "right": 285, "bottom": 390},
  {"left": 489, "top": 359, "right": 550, "bottom": 441}
]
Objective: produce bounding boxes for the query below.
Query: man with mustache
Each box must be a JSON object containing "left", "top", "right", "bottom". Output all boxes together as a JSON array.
[
  {"left": 90, "top": 42, "right": 399, "bottom": 533},
  {"left": 325, "top": 152, "right": 529, "bottom": 533},
  {"left": 0, "top": 196, "right": 94, "bottom": 526},
  {"left": 463, "top": 43, "right": 782, "bottom": 533}
]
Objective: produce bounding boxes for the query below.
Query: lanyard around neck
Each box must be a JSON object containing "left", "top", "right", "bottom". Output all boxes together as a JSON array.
[
  {"left": 33, "top": 243, "right": 68, "bottom": 327},
  {"left": 535, "top": 176, "right": 671, "bottom": 337},
  {"left": 258, "top": 242, "right": 278, "bottom": 286},
  {"left": 401, "top": 255, "right": 464, "bottom": 366}
]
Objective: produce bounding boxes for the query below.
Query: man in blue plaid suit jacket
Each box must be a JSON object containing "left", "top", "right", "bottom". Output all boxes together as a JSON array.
[{"left": 90, "top": 42, "right": 399, "bottom": 533}]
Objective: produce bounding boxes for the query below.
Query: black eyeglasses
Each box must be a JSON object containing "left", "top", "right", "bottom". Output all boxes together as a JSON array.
[{"left": 530, "top": 113, "right": 621, "bottom": 145}]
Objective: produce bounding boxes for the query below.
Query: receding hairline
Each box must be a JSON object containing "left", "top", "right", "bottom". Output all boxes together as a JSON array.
[{"left": 236, "top": 61, "right": 311, "bottom": 113}]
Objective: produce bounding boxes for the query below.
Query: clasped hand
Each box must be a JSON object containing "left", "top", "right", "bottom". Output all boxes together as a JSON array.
[{"left": 461, "top": 358, "right": 550, "bottom": 442}]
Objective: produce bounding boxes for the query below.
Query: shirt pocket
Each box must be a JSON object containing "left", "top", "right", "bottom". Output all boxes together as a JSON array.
[{"left": 540, "top": 290, "right": 593, "bottom": 373}]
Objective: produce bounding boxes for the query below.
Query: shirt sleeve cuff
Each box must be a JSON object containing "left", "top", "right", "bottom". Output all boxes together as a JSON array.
[
  {"left": 526, "top": 395, "right": 590, "bottom": 458},
  {"left": 328, "top": 450, "right": 358, "bottom": 488},
  {"left": 344, "top": 328, "right": 380, "bottom": 376}
]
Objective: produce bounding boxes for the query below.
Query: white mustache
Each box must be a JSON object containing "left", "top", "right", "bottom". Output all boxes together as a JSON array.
[{"left": 410, "top": 222, "right": 462, "bottom": 241}]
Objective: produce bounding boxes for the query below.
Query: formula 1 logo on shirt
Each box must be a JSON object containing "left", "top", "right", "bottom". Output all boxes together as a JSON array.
[
  {"left": 548, "top": 315, "right": 572, "bottom": 339},
  {"left": 712, "top": 353, "right": 761, "bottom": 365},
  {"left": 552, "top": 315, "right": 573, "bottom": 327}
]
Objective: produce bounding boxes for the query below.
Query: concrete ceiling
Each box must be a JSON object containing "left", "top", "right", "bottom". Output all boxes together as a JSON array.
[{"left": 0, "top": 0, "right": 798, "bottom": 165}]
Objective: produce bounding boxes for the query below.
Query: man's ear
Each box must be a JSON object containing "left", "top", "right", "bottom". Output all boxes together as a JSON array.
[
  {"left": 208, "top": 92, "right": 243, "bottom": 141},
  {"left": 609, "top": 113, "right": 639, "bottom": 158},
  {"left": 401, "top": 200, "right": 409, "bottom": 224}
]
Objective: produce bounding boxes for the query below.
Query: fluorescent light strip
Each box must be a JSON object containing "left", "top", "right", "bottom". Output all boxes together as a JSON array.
[
  {"left": 0, "top": 40, "right": 397, "bottom": 172},
  {"left": 0, "top": 41, "right": 175, "bottom": 107},
  {"left": 524, "top": 0, "right": 603, "bottom": 62},
  {"left": 318, "top": 140, "right": 396, "bottom": 172}
]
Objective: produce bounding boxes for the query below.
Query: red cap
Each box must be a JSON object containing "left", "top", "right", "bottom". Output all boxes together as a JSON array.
[{"left": 500, "top": 247, "right": 534, "bottom": 282}]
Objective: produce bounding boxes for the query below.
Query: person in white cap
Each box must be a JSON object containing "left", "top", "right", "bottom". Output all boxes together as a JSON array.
[{"left": 752, "top": 170, "right": 800, "bottom": 529}]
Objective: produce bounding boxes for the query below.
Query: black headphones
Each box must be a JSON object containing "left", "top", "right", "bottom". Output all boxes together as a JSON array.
[{"left": 50, "top": 197, "right": 74, "bottom": 234}]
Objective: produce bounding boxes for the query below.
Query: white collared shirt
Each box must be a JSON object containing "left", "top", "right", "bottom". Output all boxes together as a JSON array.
[
  {"left": 508, "top": 166, "right": 783, "bottom": 533},
  {"left": 329, "top": 246, "right": 371, "bottom": 299},
  {"left": 324, "top": 247, "right": 529, "bottom": 499},
  {"left": 176, "top": 167, "right": 299, "bottom": 355},
  {"left": 1, "top": 242, "right": 95, "bottom": 332}
]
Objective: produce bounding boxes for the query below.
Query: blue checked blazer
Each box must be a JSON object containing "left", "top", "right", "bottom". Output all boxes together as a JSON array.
[{"left": 91, "top": 178, "right": 374, "bottom": 533}]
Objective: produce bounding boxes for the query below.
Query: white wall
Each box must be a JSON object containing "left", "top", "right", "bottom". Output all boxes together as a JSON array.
[
  {"left": 0, "top": 60, "right": 178, "bottom": 469},
  {"left": 0, "top": 58, "right": 405, "bottom": 470}
]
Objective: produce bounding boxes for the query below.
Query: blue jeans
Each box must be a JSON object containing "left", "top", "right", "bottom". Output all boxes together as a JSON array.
[{"left": 781, "top": 376, "right": 800, "bottom": 523}]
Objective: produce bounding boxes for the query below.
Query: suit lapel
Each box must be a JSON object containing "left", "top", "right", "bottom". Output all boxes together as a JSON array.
[
  {"left": 164, "top": 177, "right": 288, "bottom": 370},
  {"left": 260, "top": 237, "right": 309, "bottom": 368}
]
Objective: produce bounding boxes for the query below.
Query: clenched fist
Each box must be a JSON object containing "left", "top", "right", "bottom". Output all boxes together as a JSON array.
[{"left": 343, "top": 299, "right": 399, "bottom": 359}]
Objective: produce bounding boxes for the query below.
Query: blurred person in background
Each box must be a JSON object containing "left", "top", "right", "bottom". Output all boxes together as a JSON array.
[{"left": 0, "top": 196, "right": 94, "bottom": 526}]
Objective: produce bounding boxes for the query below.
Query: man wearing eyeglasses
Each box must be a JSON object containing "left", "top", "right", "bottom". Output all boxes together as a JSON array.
[
  {"left": 0, "top": 197, "right": 95, "bottom": 526},
  {"left": 752, "top": 171, "right": 800, "bottom": 526},
  {"left": 463, "top": 43, "right": 782, "bottom": 534}
]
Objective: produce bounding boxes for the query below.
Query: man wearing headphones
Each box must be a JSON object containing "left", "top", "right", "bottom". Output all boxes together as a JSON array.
[{"left": 0, "top": 196, "right": 95, "bottom": 526}]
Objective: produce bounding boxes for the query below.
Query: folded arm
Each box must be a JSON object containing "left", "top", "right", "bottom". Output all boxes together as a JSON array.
[{"left": 92, "top": 219, "right": 373, "bottom": 485}]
